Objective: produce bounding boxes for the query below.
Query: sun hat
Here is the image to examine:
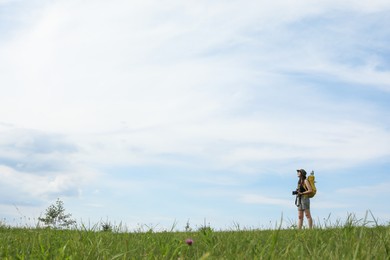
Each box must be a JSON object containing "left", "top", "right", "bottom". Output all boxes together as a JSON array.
[{"left": 297, "top": 169, "right": 307, "bottom": 176}]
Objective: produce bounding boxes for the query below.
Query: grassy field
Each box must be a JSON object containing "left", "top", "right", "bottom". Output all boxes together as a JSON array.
[{"left": 0, "top": 220, "right": 389, "bottom": 259}]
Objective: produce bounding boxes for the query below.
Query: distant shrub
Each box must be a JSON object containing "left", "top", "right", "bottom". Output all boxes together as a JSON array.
[
  {"left": 38, "top": 198, "right": 76, "bottom": 229},
  {"left": 101, "top": 221, "right": 113, "bottom": 232}
]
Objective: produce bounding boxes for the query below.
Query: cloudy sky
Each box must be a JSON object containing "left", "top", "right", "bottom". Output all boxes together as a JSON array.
[{"left": 1, "top": 0, "right": 389, "bottom": 230}]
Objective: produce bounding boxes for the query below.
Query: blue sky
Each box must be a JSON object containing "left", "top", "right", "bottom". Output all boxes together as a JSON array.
[{"left": 0, "top": 0, "right": 389, "bottom": 230}]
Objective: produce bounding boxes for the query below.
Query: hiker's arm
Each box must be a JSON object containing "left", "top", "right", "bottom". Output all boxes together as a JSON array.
[{"left": 304, "top": 179, "right": 312, "bottom": 193}]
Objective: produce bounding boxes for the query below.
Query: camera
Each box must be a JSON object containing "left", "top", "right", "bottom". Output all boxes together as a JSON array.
[{"left": 292, "top": 190, "right": 298, "bottom": 195}]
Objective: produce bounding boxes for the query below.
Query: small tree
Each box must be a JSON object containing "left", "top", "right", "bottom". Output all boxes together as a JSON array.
[{"left": 38, "top": 198, "right": 76, "bottom": 229}]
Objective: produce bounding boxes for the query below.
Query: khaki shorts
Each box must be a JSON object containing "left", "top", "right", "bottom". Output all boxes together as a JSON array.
[{"left": 298, "top": 196, "right": 310, "bottom": 211}]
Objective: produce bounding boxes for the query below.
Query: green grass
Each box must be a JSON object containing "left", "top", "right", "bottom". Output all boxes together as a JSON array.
[
  {"left": 0, "top": 227, "right": 389, "bottom": 259},
  {"left": 0, "top": 220, "right": 389, "bottom": 259}
]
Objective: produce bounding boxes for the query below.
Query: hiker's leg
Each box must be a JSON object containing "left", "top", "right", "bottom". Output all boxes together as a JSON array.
[
  {"left": 298, "top": 210, "right": 304, "bottom": 229},
  {"left": 305, "top": 209, "right": 313, "bottom": 228}
]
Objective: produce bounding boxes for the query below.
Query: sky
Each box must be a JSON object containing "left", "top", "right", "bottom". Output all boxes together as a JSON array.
[{"left": 0, "top": 0, "right": 390, "bottom": 230}]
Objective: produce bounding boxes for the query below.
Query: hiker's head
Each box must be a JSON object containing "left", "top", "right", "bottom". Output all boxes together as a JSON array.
[{"left": 297, "top": 169, "right": 307, "bottom": 178}]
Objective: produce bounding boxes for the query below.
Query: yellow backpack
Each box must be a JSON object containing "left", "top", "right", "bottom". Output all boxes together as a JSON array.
[{"left": 306, "top": 171, "right": 317, "bottom": 198}]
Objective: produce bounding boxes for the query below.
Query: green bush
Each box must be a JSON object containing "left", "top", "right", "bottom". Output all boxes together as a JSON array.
[{"left": 38, "top": 198, "right": 76, "bottom": 229}]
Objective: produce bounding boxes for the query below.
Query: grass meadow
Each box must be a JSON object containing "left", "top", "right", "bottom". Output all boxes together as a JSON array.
[{"left": 0, "top": 215, "right": 389, "bottom": 259}]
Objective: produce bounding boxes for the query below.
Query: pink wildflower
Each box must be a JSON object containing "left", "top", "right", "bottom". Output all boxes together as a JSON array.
[{"left": 185, "top": 239, "right": 193, "bottom": 246}]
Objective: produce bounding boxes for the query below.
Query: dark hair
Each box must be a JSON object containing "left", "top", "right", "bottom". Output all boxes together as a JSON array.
[{"left": 297, "top": 169, "right": 307, "bottom": 186}]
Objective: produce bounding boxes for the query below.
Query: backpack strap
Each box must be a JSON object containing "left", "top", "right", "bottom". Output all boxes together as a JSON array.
[{"left": 295, "top": 196, "right": 300, "bottom": 207}]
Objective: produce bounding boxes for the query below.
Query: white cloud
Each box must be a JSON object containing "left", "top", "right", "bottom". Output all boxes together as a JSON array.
[
  {"left": 67, "top": 114, "right": 390, "bottom": 174},
  {"left": 1, "top": 0, "right": 389, "bottom": 132},
  {"left": 0, "top": 163, "right": 91, "bottom": 202},
  {"left": 0, "top": 127, "right": 100, "bottom": 205},
  {"left": 2, "top": 1, "right": 389, "bottom": 170},
  {"left": 239, "top": 194, "right": 292, "bottom": 207},
  {"left": 337, "top": 182, "right": 390, "bottom": 197}
]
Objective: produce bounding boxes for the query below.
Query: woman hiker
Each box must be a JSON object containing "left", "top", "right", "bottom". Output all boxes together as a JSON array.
[{"left": 296, "top": 169, "right": 313, "bottom": 229}]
